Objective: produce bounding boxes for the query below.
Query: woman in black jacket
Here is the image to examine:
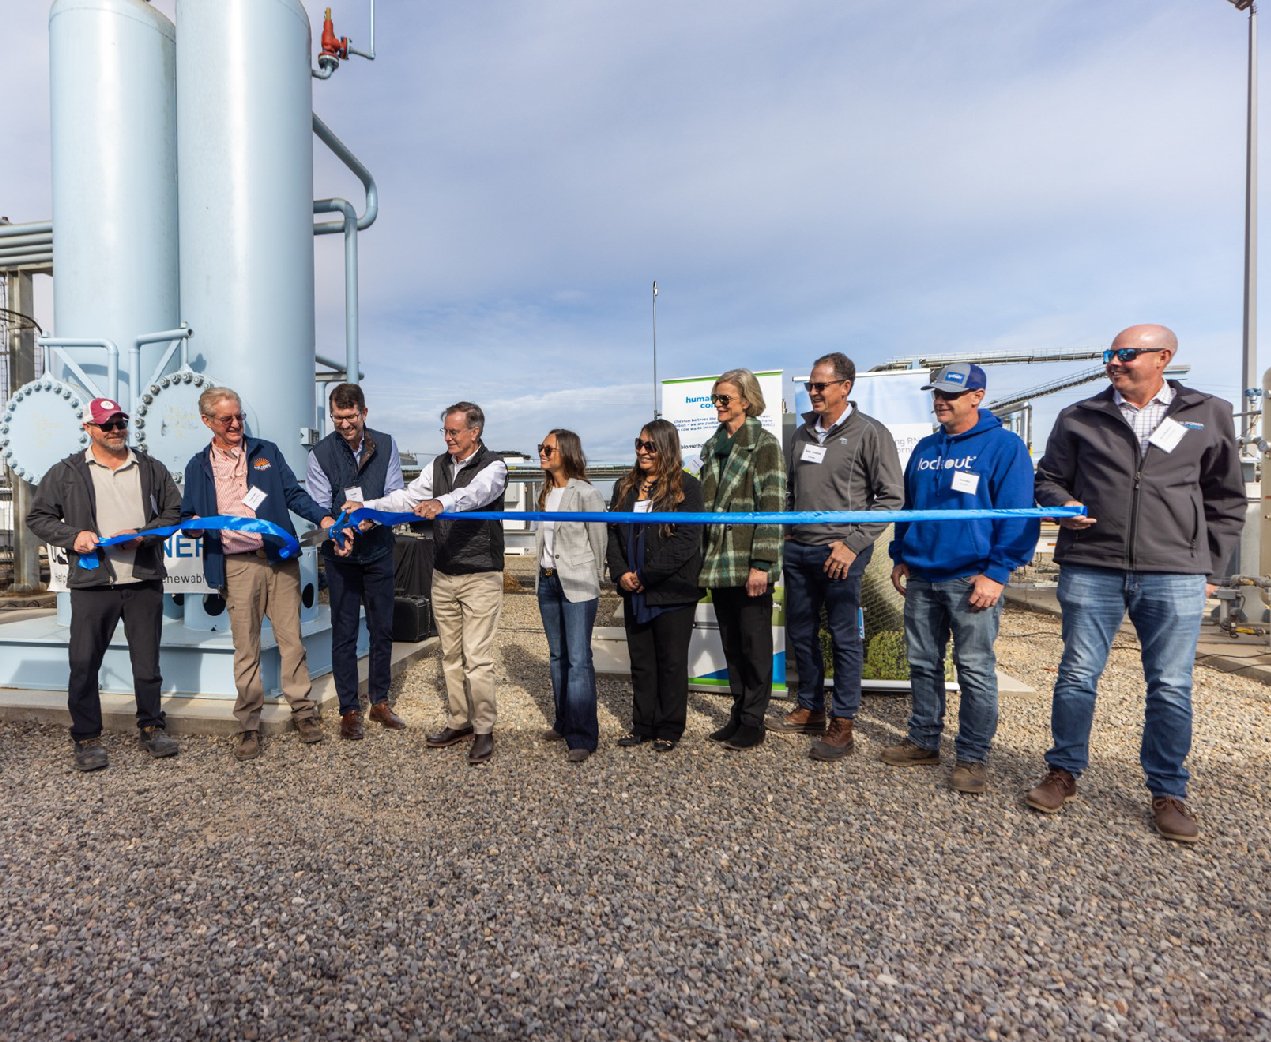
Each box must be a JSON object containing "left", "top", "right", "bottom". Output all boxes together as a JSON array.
[{"left": 607, "top": 419, "right": 704, "bottom": 751}]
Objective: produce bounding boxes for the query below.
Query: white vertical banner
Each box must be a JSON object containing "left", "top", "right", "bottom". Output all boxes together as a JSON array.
[{"left": 662, "top": 369, "right": 784, "bottom": 472}]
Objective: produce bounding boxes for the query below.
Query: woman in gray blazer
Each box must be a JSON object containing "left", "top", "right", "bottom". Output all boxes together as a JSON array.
[{"left": 535, "top": 429, "right": 608, "bottom": 761}]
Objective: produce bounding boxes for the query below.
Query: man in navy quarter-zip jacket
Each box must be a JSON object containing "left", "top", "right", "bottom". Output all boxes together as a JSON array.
[
  {"left": 182, "top": 385, "right": 346, "bottom": 762},
  {"left": 1027, "top": 324, "right": 1244, "bottom": 844},
  {"left": 883, "top": 364, "right": 1039, "bottom": 796}
]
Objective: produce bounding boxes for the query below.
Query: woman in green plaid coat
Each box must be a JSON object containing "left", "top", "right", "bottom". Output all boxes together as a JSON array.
[{"left": 699, "top": 368, "right": 787, "bottom": 750}]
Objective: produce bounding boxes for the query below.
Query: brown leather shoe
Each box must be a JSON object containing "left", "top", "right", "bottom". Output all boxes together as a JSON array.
[
  {"left": 1025, "top": 767, "right": 1077, "bottom": 813},
  {"left": 809, "top": 717, "right": 854, "bottom": 761},
  {"left": 426, "top": 725, "right": 474, "bottom": 748},
  {"left": 774, "top": 705, "right": 827, "bottom": 734},
  {"left": 340, "top": 710, "right": 364, "bottom": 740},
  {"left": 234, "top": 730, "right": 261, "bottom": 762},
  {"left": 468, "top": 732, "right": 494, "bottom": 764},
  {"left": 1152, "top": 796, "right": 1199, "bottom": 843},
  {"left": 368, "top": 701, "right": 406, "bottom": 730}
]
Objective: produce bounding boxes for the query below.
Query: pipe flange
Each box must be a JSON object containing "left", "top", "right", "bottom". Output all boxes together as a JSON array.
[
  {"left": 0, "top": 377, "right": 90, "bottom": 483},
  {"left": 132, "top": 368, "right": 224, "bottom": 482}
]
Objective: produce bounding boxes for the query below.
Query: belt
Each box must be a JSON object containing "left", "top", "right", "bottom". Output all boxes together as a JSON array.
[{"left": 229, "top": 549, "right": 269, "bottom": 559}]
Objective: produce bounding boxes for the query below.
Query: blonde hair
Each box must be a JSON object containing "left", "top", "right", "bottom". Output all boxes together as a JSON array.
[{"left": 715, "top": 368, "right": 765, "bottom": 416}]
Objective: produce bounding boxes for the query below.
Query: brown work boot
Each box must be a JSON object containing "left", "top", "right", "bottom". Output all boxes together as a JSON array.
[
  {"left": 1152, "top": 796, "right": 1200, "bottom": 844},
  {"left": 774, "top": 705, "right": 827, "bottom": 734},
  {"left": 950, "top": 761, "right": 987, "bottom": 795},
  {"left": 295, "top": 715, "right": 324, "bottom": 745},
  {"left": 234, "top": 731, "right": 261, "bottom": 762},
  {"left": 1025, "top": 767, "right": 1077, "bottom": 813},
  {"left": 809, "top": 717, "right": 854, "bottom": 761},
  {"left": 880, "top": 739, "right": 940, "bottom": 766},
  {"left": 368, "top": 701, "right": 406, "bottom": 730}
]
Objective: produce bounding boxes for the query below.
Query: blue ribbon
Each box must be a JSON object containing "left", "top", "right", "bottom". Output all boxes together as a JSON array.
[
  {"left": 79, "top": 515, "right": 301, "bottom": 569},
  {"left": 345, "top": 505, "right": 1085, "bottom": 528}
]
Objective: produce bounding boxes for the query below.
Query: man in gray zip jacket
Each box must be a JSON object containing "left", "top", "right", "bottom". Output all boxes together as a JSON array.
[
  {"left": 1028, "top": 324, "right": 1244, "bottom": 844},
  {"left": 776, "top": 351, "right": 904, "bottom": 761},
  {"left": 27, "top": 397, "right": 182, "bottom": 771}
]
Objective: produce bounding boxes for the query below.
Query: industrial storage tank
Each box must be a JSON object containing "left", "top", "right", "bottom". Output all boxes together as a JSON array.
[
  {"left": 175, "top": 0, "right": 318, "bottom": 477},
  {"left": 48, "top": 0, "right": 180, "bottom": 407}
]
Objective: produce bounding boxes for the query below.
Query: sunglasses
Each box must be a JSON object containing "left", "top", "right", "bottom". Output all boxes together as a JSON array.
[
  {"left": 537, "top": 443, "right": 556, "bottom": 457},
  {"left": 932, "top": 389, "right": 975, "bottom": 401},
  {"left": 1103, "top": 347, "right": 1167, "bottom": 364},
  {"left": 710, "top": 394, "right": 735, "bottom": 407},
  {"left": 209, "top": 413, "right": 244, "bottom": 427},
  {"left": 91, "top": 419, "right": 128, "bottom": 432},
  {"left": 634, "top": 439, "right": 659, "bottom": 454},
  {"left": 804, "top": 379, "right": 846, "bottom": 394}
]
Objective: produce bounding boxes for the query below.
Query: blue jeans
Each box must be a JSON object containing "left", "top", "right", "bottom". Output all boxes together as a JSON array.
[
  {"left": 537, "top": 572, "right": 600, "bottom": 751},
  {"left": 903, "top": 576, "right": 1002, "bottom": 763},
  {"left": 783, "top": 541, "right": 872, "bottom": 719},
  {"left": 1048, "top": 564, "right": 1206, "bottom": 799}
]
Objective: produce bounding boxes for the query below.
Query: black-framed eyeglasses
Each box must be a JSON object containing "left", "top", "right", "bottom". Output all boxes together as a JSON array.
[
  {"left": 1103, "top": 347, "right": 1167, "bottom": 364},
  {"left": 330, "top": 412, "right": 364, "bottom": 427},
  {"left": 804, "top": 379, "right": 846, "bottom": 394},
  {"left": 634, "top": 439, "right": 658, "bottom": 454},
  {"left": 90, "top": 419, "right": 128, "bottom": 432},
  {"left": 537, "top": 443, "right": 556, "bottom": 457},
  {"left": 710, "top": 394, "right": 735, "bottom": 407}
]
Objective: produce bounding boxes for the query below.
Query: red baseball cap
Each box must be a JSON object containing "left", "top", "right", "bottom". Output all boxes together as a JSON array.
[{"left": 87, "top": 398, "right": 128, "bottom": 424}]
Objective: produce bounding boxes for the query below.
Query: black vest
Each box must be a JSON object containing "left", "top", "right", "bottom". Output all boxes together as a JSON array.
[
  {"left": 432, "top": 444, "right": 505, "bottom": 575},
  {"left": 312, "top": 426, "right": 395, "bottom": 563}
]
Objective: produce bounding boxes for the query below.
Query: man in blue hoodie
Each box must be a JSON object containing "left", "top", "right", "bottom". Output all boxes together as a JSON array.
[{"left": 883, "top": 363, "right": 1038, "bottom": 794}]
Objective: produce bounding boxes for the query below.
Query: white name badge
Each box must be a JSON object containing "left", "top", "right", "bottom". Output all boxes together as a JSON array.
[
  {"left": 801, "top": 444, "right": 827, "bottom": 464},
  {"left": 950, "top": 470, "right": 980, "bottom": 495},
  {"left": 633, "top": 500, "right": 653, "bottom": 513},
  {"left": 344, "top": 486, "right": 364, "bottom": 503},
  {"left": 1148, "top": 417, "right": 1187, "bottom": 453},
  {"left": 242, "top": 486, "right": 267, "bottom": 511}
]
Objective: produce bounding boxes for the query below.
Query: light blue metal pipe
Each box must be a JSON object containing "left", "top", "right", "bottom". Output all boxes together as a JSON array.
[
  {"left": 313, "top": 198, "right": 359, "bottom": 387},
  {"left": 313, "top": 114, "right": 379, "bottom": 232},
  {"left": 38, "top": 336, "right": 120, "bottom": 402},
  {"left": 0, "top": 233, "right": 54, "bottom": 250},
  {"left": 132, "top": 325, "right": 192, "bottom": 404},
  {"left": 0, "top": 222, "right": 52, "bottom": 239}
]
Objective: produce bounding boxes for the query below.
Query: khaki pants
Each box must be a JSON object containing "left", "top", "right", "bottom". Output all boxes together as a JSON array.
[
  {"left": 224, "top": 554, "right": 315, "bottom": 733},
  {"left": 431, "top": 569, "right": 502, "bottom": 733}
]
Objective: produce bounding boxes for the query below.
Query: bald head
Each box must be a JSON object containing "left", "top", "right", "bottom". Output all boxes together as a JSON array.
[{"left": 1110, "top": 324, "right": 1178, "bottom": 358}]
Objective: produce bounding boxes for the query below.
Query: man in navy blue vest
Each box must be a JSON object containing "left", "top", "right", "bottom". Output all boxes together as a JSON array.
[{"left": 307, "top": 383, "right": 407, "bottom": 740}]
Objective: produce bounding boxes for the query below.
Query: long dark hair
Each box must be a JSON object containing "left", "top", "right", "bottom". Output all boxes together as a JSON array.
[
  {"left": 614, "top": 419, "right": 686, "bottom": 535},
  {"left": 536, "top": 428, "right": 589, "bottom": 509}
]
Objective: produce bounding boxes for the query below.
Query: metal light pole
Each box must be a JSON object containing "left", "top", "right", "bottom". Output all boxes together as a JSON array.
[
  {"left": 1229, "top": 0, "right": 1258, "bottom": 440},
  {"left": 650, "top": 283, "right": 660, "bottom": 421}
]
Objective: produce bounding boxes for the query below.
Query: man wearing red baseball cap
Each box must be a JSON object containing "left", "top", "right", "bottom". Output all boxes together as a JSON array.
[{"left": 27, "top": 397, "right": 183, "bottom": 770}]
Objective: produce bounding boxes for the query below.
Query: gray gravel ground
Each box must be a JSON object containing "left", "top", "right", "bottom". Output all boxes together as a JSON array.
[{"left": 1, "top": 592, "right": 1268, "bottom": 1042}]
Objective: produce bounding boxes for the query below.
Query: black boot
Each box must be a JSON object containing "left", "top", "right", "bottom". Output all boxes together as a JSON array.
[
  {"left": 723, "top": 723, "right": 765, "bottom": 751},
  {"left": 708, "top": 714, "right": 741, "bottom": 743}
]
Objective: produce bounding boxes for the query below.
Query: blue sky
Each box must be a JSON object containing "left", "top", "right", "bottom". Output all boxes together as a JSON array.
[{"left": 2, "top": 0, "right": 1263, "bottom": 462}]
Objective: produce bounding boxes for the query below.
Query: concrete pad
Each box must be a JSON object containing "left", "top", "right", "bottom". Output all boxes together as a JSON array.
[{"left": 0, "top": 634, "right": 437, "bottom": 737}]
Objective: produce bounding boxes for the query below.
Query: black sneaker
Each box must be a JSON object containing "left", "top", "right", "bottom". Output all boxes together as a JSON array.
[
  {"left": 139, "top": 726, "right": 179, "bottom": 759},
  {"left": 73, "top": 738, "right": 109, "bottom": 772}
]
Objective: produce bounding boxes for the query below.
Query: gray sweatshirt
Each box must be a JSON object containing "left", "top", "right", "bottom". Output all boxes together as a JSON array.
[{"left": 786, "top": 406, "right": 905, "bottom": 553}]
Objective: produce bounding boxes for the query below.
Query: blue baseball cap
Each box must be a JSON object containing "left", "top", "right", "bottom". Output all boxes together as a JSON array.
[{"left": 922, "top": 363, "right": 987, "bottom": 393}]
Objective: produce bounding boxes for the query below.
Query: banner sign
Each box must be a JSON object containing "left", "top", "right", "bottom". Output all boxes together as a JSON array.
[{"left": 48, "top": 529, "right": 214, "bottom": 593}]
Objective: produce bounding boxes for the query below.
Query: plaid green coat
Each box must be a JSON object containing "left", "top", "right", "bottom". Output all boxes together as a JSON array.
[{"left": 698, "top": 416, "right": 786, "bottom": 588}]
